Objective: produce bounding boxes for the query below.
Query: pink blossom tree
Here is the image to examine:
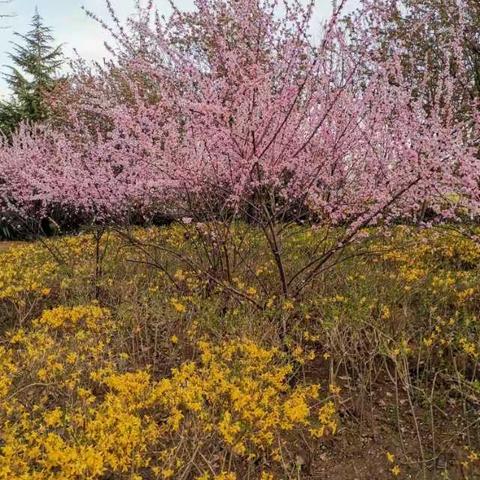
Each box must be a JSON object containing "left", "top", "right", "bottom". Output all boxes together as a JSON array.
[{"left": 1, "top": 0, "right": 479, "bottom": 310}]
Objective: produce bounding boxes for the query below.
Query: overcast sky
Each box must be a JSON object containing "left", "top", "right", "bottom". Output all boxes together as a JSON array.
[{"left": 0, "top": 0, "right": 359, "bottom": 97}]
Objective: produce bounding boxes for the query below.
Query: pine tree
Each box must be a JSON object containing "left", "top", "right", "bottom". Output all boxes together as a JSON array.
[{"left": 0, "top": 8, "right": 63, "bottom": 135}]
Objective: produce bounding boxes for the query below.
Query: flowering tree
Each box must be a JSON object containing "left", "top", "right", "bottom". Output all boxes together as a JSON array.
[
  {"left": 1, "top": 0, "right": 479, "bottom": 311},
  {"left": 346, "top": 0, "right": 480, "bottom": 119}
]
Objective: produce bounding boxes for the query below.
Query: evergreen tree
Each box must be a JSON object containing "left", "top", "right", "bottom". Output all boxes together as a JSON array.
[{"left": 0, "top": 8, "right": 63, "bottom": 135}]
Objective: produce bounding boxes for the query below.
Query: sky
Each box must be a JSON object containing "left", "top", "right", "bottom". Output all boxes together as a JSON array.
[{"left": 0, "top": 0, "right": 359, "bottom": 97}]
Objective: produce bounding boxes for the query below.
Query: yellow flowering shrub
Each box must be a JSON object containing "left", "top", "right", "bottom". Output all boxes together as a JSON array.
[
  {"left": 6, "top": 304, "right": 115, "bottom": 388},
  {"left": 0, "top": 347, "right": 16, "bottom": 399},
  {"left": 0, "top": 235, "right": 108, "bottom": 320},
  {"left": 1, "top": 224, "right": 479, "bottom": 478},
  {"left": 376, "top": 227, "right": 480, "bottom": 361},
  {"left": 0, "top": 243, "right": 59, "bottom": 303},
  {"left": 0, "top": 301, "right": 335, "bottom": 479}
]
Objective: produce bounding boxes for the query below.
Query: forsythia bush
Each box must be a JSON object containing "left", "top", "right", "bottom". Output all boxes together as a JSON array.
[
  {"left": 0, "top": 243, "right": 59, "bottom": 303},
  {"left": 0, "top": 305, "right": 336, "bottom": 480},
  {"left": 1, "top": 225, "right": 480, "bottom": 478},
  {"left": 379, "top": 227, "right": 480, "bottom": 360},
  {"left": 0, "top": 235, "right": 101, "bottom": 314}
]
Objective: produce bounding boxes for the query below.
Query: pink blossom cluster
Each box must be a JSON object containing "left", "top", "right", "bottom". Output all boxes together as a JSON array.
[{"left": 1, "top": 0, "right": 479, "bottom": 226}]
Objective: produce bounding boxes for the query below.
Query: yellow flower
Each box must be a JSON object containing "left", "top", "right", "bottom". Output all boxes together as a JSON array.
[
  {"left": 283, "top": 393, "right": 310, "bottom": 424},
  {"left": 170, "top": 298, "right": 187, "bottom": 313},
  {"left": 174, "top": 269, "right": 186, "bottom": 281},
  {"left": 381, "top": 305, "right": 391, "bottom": 319},
  {"left": 282, "top": 300, "right": 294, "bottom": 311},
  {"left": 386, "top": 452, "right": 395, "bottom": 463},
  {"left": 196, "top": 474, "right": 210, "bottom": 480},
  {"left": 311, "top": 401, "right": 337, "bottom": 438},
  {"left": 422, "top": 337, "right": 433, "bottom": 348},
  {"left": 66, "top": 352, "right": 78, "bottom": 364},
  {"left": 218, "top": 411, "right": 242, "bottom": 444},
  {"left": 467, "top": 450, "right": 479, "bottom": 462},
  {"left": 44, "top": 408, "right": 63, "bottom": 427},
  {"left": 329, "top": 384, "right": 341, "bottom": 395},
  {"left": 391, "top": 465, "right": 401, "bottom": 476},
  {"left": 214, "top": 473, "right": 236, "bottom": 480},
  {"left": 246, "top": 287, "right": 257, "bottom": 297}
]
